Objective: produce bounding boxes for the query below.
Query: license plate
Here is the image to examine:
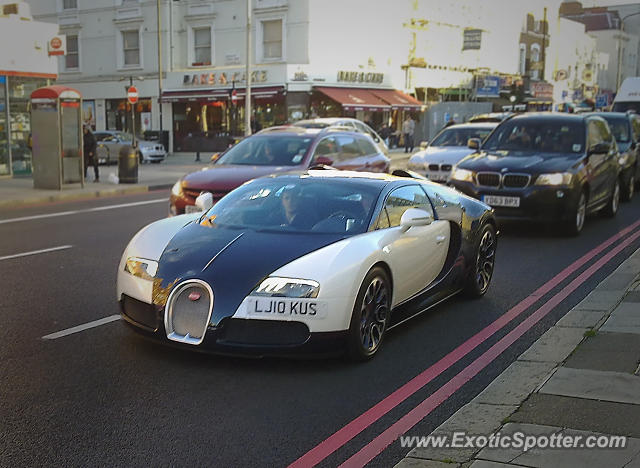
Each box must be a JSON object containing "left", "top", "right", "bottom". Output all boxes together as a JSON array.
[
  {"left": 426, "top": 172, "right": 448, "bottom": 182},
  {"left": 483, "top": 195, "right": 521, "bottom": 207},
  {"left": 246, "top": 297, "right": 328, "bottom": 319},
  {"left": 185, "top": 205, "right": 202, "bottom": 214}
]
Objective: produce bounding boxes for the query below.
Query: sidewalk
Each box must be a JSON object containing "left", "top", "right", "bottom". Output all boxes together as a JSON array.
[
  {"left": 397, "top": 247, "right": 640, "bottom": 468},
  {"left": 0, "top": 149, "right": 412, "bottom": 209}
]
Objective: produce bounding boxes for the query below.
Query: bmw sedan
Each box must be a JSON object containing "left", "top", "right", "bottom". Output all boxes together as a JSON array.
[
  {"left": 450, "top": 113, "right": 621, "bottom": 235},
  {"left": 119, "top": 171, "right": 497, "bottom": 360},
  {"left": 407, "top": 123, "right": 497, "bottom": 182}
]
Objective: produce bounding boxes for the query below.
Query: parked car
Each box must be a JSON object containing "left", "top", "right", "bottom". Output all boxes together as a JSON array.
[
  {"left": 120, "top": 170, "right": 497, "bottom": 360},
  {"left": 294, "top": 117, "right": 389, "bottom": 155},
  {"left": 468, "top": 112, "right": 513, "bottom": 123},
  {"left": 450, "top": 113, "right": 622, "bottom": 235},
  {"left": 407, "top": 123, "right": 497, "bottom": 182},
  {"left": 170, "top": 126, "right": 391, "bottom": 215},
  {"left": 612, "top": 77, "right": 640, "bottom": 113},
  {"left": 94, "top": 130, "right": 167, "bottom": 164},
  {"left": 587, "top": 111, "right": 640, "bottom": 201}
]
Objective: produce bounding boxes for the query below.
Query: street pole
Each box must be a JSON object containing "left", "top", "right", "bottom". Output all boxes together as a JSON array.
[
  {"left": 542, "top": 7, "right": 547, "bottom": 82},
  {"left": 157, "top": 0, "right": 163, "bottom": 134},
  {"left": 129, "top": 77, "right": 136, "bottom": 149},
  {"left": 245, "top": 0, "right": 252, "bottom": 136}
]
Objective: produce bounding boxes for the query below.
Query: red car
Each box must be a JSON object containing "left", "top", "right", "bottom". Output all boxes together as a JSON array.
[{"left": 170, "top": 126, "right": 391, "bottom": 215}]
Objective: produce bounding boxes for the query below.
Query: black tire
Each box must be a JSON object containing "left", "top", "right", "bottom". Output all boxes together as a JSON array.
[
  {"left": 463, "top": 223, "right": 497, "bottom": 298},
  {"left": 602, "top": 178, "right": 620, "bottom": 218},
  {"left": 621, "top": 172, "right": 635, "bottom": 202},
  {"left": 346, "top": 267, "right": 391, "bottom": 361},
  {"left": 563, "top": 189, "right": 587, "bottom": 236}
]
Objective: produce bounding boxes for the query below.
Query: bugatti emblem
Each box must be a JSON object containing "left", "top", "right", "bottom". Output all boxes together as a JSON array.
[{"left": 188, "top": 291, "right": 201, "bottom": 301}]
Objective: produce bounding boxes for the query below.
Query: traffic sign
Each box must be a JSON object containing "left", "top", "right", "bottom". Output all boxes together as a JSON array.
[
  {"left": 231, "top": 88, "right": 238, "bottom": 104},
  {"left": 127, "top": 86, "right": 139, "bottom": 104}
]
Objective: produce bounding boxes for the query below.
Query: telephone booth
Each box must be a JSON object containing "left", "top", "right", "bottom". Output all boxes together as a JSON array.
[{"left": 30, "top": 85, "right": 84, "bottom": 189}]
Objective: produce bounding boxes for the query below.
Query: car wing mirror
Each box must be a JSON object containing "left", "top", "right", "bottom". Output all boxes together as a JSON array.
[
  {"left": 195, "top": 192, "right": 214, "bottom": 212},
  {"left": 468, "top": 138, "right": 481, "bottom": 150},
  {"left": 419, "top": 140, "right": 429, "bottom": 149},
  {"left": 210, "top": 152, "right": 221, "bottom": 163},
  {"left": 400, "top": 208, "right": 433, "bottom": 232},
  {"left": 313, "top": 155, "right": 334, "bottom": 166},
  {"left": 588, "top": 142, "right": 610, "bottom": 155}
]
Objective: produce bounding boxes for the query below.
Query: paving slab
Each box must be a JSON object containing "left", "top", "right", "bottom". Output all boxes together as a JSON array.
[
  {"left": 572, "top": 290, "right": 624, "bottom": 311},
  {"left": 409, "top": 403, "right": 518, "bottom": 463},
  {"left": 595, "top": 272, "right": 639, "bottom": 292},
  {"left": 476, "top": 423, "right": 562, "bottom": 463},
  {"left": 539, "top": 367, "right": 640, "bottom": 405},
  {"left": 564, "top": 332, "right": 640, "bottom": 373},
  {"left": 517, "top": 326, "right": 587, "bottom": 363},
  {"left": 474, "top": 360, "right": 556, "bottom": 406},
  {"left": 555, "top": 308, "right": 607, "bottom": 328},
  {"left": 394, "top": 458, "right": 461, "bottom": 468},
  {"left": 601, "top": 303, "right": 640, "bottom": 334},
  {"left": 624, "top": 291, "right": 640, "bottom": 302},
  {"left": 510, "top": 393, "right": 640, "bottom": 438},
  {"left": 469, "top": 461, "right": 522, "bottom": 468}
]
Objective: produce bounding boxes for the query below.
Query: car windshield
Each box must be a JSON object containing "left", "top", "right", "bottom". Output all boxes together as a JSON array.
[
  {"left": 200, "top": 178, "right": 381, "bottom": 234},
  {"left": 116, "top": 132, "right": 133, "bottom": 141},
  {"left": 482, "top": 119, "right": 585, "bottom": 155},
  {"left": 600, "top": 115, "right": 630, "bottom": 143},
  {"left": 430, "top": 127, "right": 494, "bottom": 147},
  {"left": 216, "top": 135, "right": 313, "bottom": 166}
]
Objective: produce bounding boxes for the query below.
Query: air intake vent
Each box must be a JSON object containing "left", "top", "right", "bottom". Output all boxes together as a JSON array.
[{"left": 165, "top": 280, "right": 214, "bottom": 345}]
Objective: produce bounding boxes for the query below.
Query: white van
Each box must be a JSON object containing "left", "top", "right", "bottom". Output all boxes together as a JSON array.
[{"left": 613, "top": 77, "right": 640, "bottom": 112}]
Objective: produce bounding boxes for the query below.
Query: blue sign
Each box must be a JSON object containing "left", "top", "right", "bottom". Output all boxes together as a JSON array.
[
  {"left": 476, "top": 75, "right": 500, "bottom": 98},
  {"left": 595, "top": 94, "right": 608, "bottom": 108},
  {"left": 0, "top": 76, "right": 5, "bottom": 84}
]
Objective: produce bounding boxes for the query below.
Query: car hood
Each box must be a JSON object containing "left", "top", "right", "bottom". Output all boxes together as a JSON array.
[
  {"left": 138, "top": 140, "right": 162, "bottom": 148},
  {"left": 154, "top": 221, "right": 346, "bottom": 326},
  {"left": 183, "top": 164, "right": 300, "bottom": 193},
  {"left": 457, "top": 150, "right": 581, "bottom": 173},
  {"left": 410, "top": 146, "right": 474, "bottom": 165}
]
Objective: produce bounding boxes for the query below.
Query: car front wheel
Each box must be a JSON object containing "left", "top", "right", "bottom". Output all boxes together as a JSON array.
[
  {"left": 602, "top": 178, "right": 620, "bottom": 218},
  {"left": 464, "top": 223, "right": 497, "bottom": 298},
  {"left": 563, "top": 190, "right": 587, "bottom": 236},
  {"left": 621, "top": 173, "right": 635, "bottom": 202},
  {"left": 347, "top": 267, "right": 391, "bottom": 361}
]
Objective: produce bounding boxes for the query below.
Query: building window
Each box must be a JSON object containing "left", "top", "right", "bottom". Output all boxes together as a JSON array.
[
  {"left": 65, "top": 35, "right": 79, "bottom": 70},
  {"left": 193, "top": 27, "right": 212, "bottom": 66},
  {"left": 262, "top": 19, "right": 283, "bottom": 60},
  {"left": 122, "top": 30, "right": 140, "bottom": 66},
  {"left": 62, "top": 0, "right": 78, "bottom": 9},
  {"left": 530, "top": 43, "right": 541, "bottom": 80},
  {"left": 518, "top": 43, "right": 526, "bottom": 76}
]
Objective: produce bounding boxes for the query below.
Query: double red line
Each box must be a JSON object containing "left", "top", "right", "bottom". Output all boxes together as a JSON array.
[{"left": 290, "top": 219, "right": 640, "bottom": 468}]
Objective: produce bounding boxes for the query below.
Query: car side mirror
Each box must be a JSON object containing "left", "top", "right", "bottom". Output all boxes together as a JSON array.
[
  {"left": 400, "top": 208, "right": 433, "bottom": 232},
  {"left": 588, "top": 142, "right": 610, "bottom": 155},
  {"left": 210, "top": 152, "right": 221, "bottom": 163},
  {"left": 195, "top": 192, "right": 214, "bottom": 212},
  {"left": 468, "top": 138, "right": 481, "bottom": 150},
  {"left": 313, "top": 155, "right": 334, "bottom": 166},
  {"left": 419, "top": 140, "right": 429, "bottom": 149}
]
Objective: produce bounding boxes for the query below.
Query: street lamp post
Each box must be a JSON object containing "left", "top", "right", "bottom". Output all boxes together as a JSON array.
[
  {"left": 616, "top": 11, "right": 640, "bottom": 91},
  {"left": 244, "top": 0, "right": 252, "bottom": 136}
]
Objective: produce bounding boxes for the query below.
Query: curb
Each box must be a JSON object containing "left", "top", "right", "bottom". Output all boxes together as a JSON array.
[
  {"left": 0, "top": 184, "right": 152, "bottom": 209},
  {"left": 396, "top": 245, "right": 640, "bottom": 468}
]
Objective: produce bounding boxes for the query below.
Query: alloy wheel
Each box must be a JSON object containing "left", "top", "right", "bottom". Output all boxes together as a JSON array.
[
  {"left": 475, "top": 228, "right": 496, "bottom": 293},
  {"left": 359, "top": 277, "right": 389, "bottom": 353},
  {"left": 576, "top": 192, "right": 586, "bottom": 232}
]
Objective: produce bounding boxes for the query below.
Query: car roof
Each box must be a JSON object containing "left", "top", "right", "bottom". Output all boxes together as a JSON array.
[
  {"left": 508, "top": 112, "right": 589, "bottom": 123},
  {"left": 264, "top": 169, "right": 434, "bottom": 188},
  {"left": 256, "top": 125, "right": 371, "bottom": 139},
  {"left": 443, "top": 122, "right": 498, "bottom": 129}
]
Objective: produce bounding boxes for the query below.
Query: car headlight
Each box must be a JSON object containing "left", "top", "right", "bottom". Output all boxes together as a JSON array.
[
  {"left": 251, "top": 277, "right": 320, "bottom": 298},
  {"left": 535, "top": 173, "right": 572, "bottom": 186},
  {"left": 451, "top": 168, "right": 474, "bottom": 182},
  {"left": 618, "top": 153, "right": 629, "bottom": 166},
  {"left": 171, "top": 180, "right": 183, "bottom": 196},
  {"left": 124, "top": 257, "right": 158, "bottom": 281}
]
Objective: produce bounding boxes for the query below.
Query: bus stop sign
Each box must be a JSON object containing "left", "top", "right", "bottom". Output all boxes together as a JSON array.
[{"left": 127, "top": 86, "right": 138, "bottom": 104}]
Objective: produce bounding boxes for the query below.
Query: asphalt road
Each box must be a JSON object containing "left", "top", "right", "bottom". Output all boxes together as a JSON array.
[{"left": 1, "top": 187, "right": 640, "bottom": 467}]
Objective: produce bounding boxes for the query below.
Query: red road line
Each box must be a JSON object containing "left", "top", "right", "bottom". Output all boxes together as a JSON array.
[
  {"left": 288, "top": 218, "right": 640, "bottom": 468},
  {"left": 340, "top": 226, "right": 640, "bottom": 467}
]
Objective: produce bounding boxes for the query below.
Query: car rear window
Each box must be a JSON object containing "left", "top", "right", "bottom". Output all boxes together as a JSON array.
[
  {"left": 217, "top": 135, "right": 313, "bottom": 166},
  {"left": 431, "top": 127, "right": 494, "bottom": 147},
  {"left": 483, "top": 119, "right": 585, "bottom": 155}
]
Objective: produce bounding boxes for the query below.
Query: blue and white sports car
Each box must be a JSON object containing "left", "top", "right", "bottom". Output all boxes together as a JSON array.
[{"left": 117, "top": 170, "right": 497, "bottom": 360}]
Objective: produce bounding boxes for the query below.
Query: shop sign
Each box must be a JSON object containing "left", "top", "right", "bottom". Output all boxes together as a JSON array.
[
  {"left": 337, "top": 71, "right": 383, "bottom": 84},
  {"left": 183, "top": 70, "right": 268, "bottom": 86},
  {"left": 531, "top": 81, "right": 553, "bottom": 99},
  {"left": 48, "top": 35, "right": 66, "bottom": 56},
  {"left": 475, "top": 75, "right": 500, "bottom": 98}
]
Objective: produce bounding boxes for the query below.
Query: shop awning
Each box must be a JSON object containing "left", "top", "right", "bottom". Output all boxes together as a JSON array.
[
  {"left": 161, "top": 86, "right": 284, "bottom": 102},
  {"left": 370, "top": 89, "right": 422, "bottom": 110},
  {"left": 314, "top": 87, "right": 390, "bottom": 112}
]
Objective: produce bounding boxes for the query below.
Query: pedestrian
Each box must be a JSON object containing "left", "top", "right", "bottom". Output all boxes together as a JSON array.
[
  {"left": 402, "top": 115, "right": 415, "bottom": 153},
  {"left": 444, "top": 117, "right": 456, "bottom": 128},
  {"left": 378, "top": 123, "right": 391, "bottom": 147},
  {"left": 83, "top": 125, "right": 99, "bottom": 182}
]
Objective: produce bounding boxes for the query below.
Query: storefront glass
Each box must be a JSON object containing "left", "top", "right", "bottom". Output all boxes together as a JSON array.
[
  {"left": 106, "top": 98, "right": 152, "bottom": 136},
  {"left": 9, "top": 76, "right": 48, "bottom": 175},
  {"left": 0, "top": 76, "right": 8, "bottom": 176}
]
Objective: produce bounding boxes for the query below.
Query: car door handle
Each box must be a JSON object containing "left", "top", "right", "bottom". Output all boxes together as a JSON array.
[{"left": 436, "top": 235, "right": 446, "bottom": 244}]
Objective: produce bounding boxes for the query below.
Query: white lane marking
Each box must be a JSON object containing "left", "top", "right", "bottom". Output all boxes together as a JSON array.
[
  {"left": 0, "top": 198, "right": 166, "bottom": 225},
  {"left": 0, "top": 245, "right": 73, "bottom": 261},
  {"left": 42, "top": 315, "right": 122, "bottom": 340}
]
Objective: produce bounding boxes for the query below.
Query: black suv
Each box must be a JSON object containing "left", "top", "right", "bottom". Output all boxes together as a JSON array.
[{"left": 450, "top": 113, "right": 621, "bottom": 235}]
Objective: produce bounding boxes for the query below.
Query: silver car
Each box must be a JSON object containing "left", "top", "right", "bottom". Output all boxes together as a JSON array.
[
  {"left": 408, "top": 123, "right": 497, "bottom": 182},
  {"left": 94, "top": 131, "right": 167, "bottom": 164},
  {"left": 294, "top": 117, "right": 389, "bottom": 155}
]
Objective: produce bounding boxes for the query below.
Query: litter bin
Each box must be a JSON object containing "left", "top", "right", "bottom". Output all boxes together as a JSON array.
[{"left": 118, "top": 145, "right": 138, "bottom": 183}]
